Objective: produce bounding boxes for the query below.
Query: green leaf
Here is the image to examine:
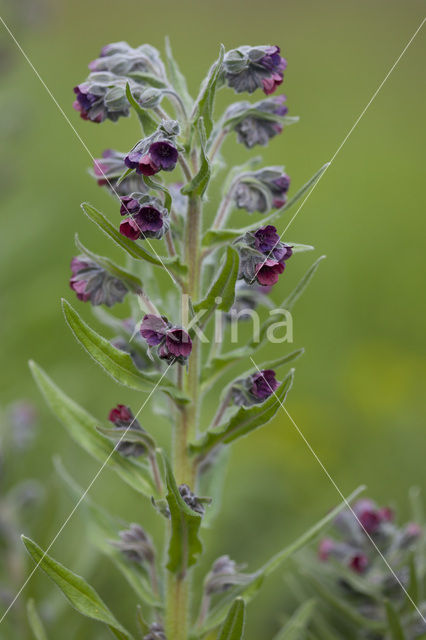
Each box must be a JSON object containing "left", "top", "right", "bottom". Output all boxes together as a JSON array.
[
  {"left": 125, "top": 83, "right": 159, "bottom": 135},
  {"left": 385, "top": 601, "right": 407, "bottom": 640},
  {"left": 194, "top": 246, "right": 239, "bottom": 320},
  {"left": 96, "top": 426, "right": 156, "bottom": 452},
  {"left": 163, "top": 454, "right": 203, "bottom": 576},
  {"left": 81, "top": 202, "right": 187, "bottom": 277},
  {"left": 192, "top": 44, "right": 225, "bottom": 139},
  {"left": 143, "top": 176, "right": 172, "bottom": 211},
  {"left": 54, "top": 458, "right": 162, "bottom": 609},
  {"left": 62, "top": 299, "right": 189, "bottom": 404},
  {"left": 127, "top": 71, "right": 167, "bottom": 89},
  {"left": 200, "top": 486, "right": 365, "bottom": 634},
  {"left": 27, "top": 599, "right": 48, "bottom": 640},
  {"left": 190, "top": 369, "right": 294, "bottom": 458},
  {"left": 22, "top": 537, "right": 133, "bottom": 640},
  {"left": 29, "top": 361, "right": 156, "bottom": 497},
  {"left": 74, "top": 234, "right": 143, "bottom": 294},
  {"left": 164, "top": 36, "right": 193, "bottom": 113},
  {"left": 218, "top": 598, "right": 245, "bottom": 640},
  {"left": 272, "top": 599, "right": 316, "bottom": 640},
  {"left": 181, "top": 118, "right": 211, "bottom": 197}
]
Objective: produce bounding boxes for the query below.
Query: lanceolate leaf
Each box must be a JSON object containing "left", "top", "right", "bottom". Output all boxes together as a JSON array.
[
  {"left": 190, "top": 369, "right": 294, "bottom": 458},
  {"left": 54, "top": 458, "right": 162, "bottom": 609},
  {"left": 218, "top": 598, "right": 246, "bottom": 640},
  {"left": 181, "top": 118, "right": 211, "bottom": 197},
  {"left": 125, "top": 83, "right": 158, "bottom": 135},
  {"left": 272, "top": 599, "right": 316, "bottom": 640},
  {"left": 27, "top": 599, "right": 48, "bottom": 640},
  {"left": 29, "top": 361, "right": 156, "bottom": 497},
  {"left": 194, "top": 246, "right": 239, "bottom": 319},
  {"left": 164, "top": 36, "right": 193, "bottom": 113},
  {"left": 22, "top": 537, "right": 133, "bottom": 640},
  {"left": 200, "top": 486, "right": 365, "bottom": 634},
  {"left": 163, "top": 455, "right": 203, "bottom": 576},
  {"left": 385, "top": 601, "right": 407, "bottom": 640},
  {"left": 81, "top": 202, "right": 187, "bottom": 277},
  {"left": 74, "top": 234, "right": 143, "bottom": 294},
  {"left": 192, "top": 44, "right": 225, "bottom": 139},
  {"left": 61, "top": 299, "right": 189, "bottom": 404}
]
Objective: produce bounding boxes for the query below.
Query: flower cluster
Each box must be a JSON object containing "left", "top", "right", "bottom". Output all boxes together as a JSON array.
[
  {"left": 140, "top": 314, "right": 192, "bottom": 365},
  {"left": 234, "top": 167, "right": 290, "bottom": 214},
  {"left": 119, "top": 194, "right": 170, "bottom": 240},
  {"left": 69, "top": 256, "right": 128, "bottom": 307},
  {"left": 237, "top": 225, "right": 293, "bottom": 286},
  {"left": 108, "top": 404, "right": 147, "bottom": 458},
  {"left": 73, "top": 73, "right": 138, "bottom": 123},
  {"left": 231, "top": 368, "right": 280, "bottom": 407},
  {"left": 88, "top": 41, "right": 165, "bottom": 78},
  {"left": 111, "top": 523, "right": 155, "bottom": 565},
  {"left": 224, "top": 45, "right": 287, "bottom": 95},
  {"left": 125, "top": 120, "right": 180, "bottom": 177},
  {"left": 225, "top": 95, "right": 289, "bottom": 148}
]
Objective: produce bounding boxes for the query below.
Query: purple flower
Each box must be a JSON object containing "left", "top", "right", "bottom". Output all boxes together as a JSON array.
[
  {"left": 70, "top": 255, "right": 128, "bottom": 307},
  {"left": 234, "top": 168, "right": 291, "bottom": 214},
  {"left": 349, "top": 553, "right": 369, "bottom": 574},
  {"left": 149, "top": 140, "right": 179, "bottom": 171},
  {"left": 140, "top": 314, "right": 192, "bottom": 365},
  {"left": 108, "top": 404, "right": 147, "bottom": 458},
  {"left": 236, "top": 226, "right": 293, "bottom": 287},
  {"left": 119, "top": 196, "right": 169, "bottom": 240},
  {"left": 255, "top": 259, "right": 285, "bottom": 286},
  {"left": 92, "top": 149, "right": 147, "bottom": 196},
  {"left": 73, "top": 84, "right": 105, "bottom": 123},
  {"left": 250, "top": 369, "right": 279, "bottom": 399},
  {"left": 73, "top": 73, "right": 131, "bottom": 124},
  {"left": 224, "top": 45, "right": 287, "bottom": 95}
]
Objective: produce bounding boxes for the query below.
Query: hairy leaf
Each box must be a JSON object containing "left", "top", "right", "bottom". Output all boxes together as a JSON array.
[
  {"left": 164, "top": 36, "right": 193, "bottom": 113},
  {"left": 81, "top": 202, "right": 187, "bottom": 277},
  {"left": 191, "top": 369, "right": 294, "bottom": 458},
  {"left": 200, "top": 486, "right": 365, "bottom": 634},
  {"left": 74, "top": 234, "right": 143, "bottom": 294},
  {"left": 194, "top": 246, "right": 239, "bottom": 319},
  {"left": 218, "top": 598, "right": 245, "bottom": 640},
  {"left": 192, "top": 44, "right": 225, "bottom": 139},
  {"left": 164, "top": 455, "right": 203, "bottom": 576},
  {"left": 29, "top": 361, "right": 156, "bottom": 496},
  {"left": 22, "top": 537, "right": 133, "bottom": 640},
  {"left": 181, "top": 118, "right": 211, "bottom": 197},
  {"left": 127, "top": 71, "right": 167, "bottom": 89},
  {"left": 62, "top": 299, "right": 188, "bottom": 403},
  {"left": 27, "top": 599, "right": 48, "bottom": 640}
]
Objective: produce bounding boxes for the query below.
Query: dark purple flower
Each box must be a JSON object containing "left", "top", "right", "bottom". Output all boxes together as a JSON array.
[
  {"left": 255, "top": 258, "right": 285, "bottom": 286},
  {"left": 73, "top": 74, "right": 131, "bottom": 124},
  {"left": 120, "top": 196, "right": 141, "bottom": 216},
  {"left": 250, "top": 369, "right": 279, "bottom": 399},
  {"left": 349, "top": 553, "right": 369, "bottom": 574},
  {"left": 73, "top": 84, "right": 105, "bottom": 123},
  {"left": 140, "top": 314, "right": 169, "bottom": 346},
  {"left": 149, "top": 140, "right": 178, "bottom": 171},
  {"left": 70, "top": 255, "right": 128, "bottom": 307},
  {"left": 253, "top": 225, "right": 280, "bottom": 253},
  {"left": 140, "top": 315, "right": 192, "bottom": 365},
  {"left": 119, "top": 197, "right": 169, "bottom": 240},
  {"left": 125, "top": 150, "right": 144, "bottom": 170},
  {"left": 134, "top": 206, "right": 164, "bottom": 233},
  {"left": 108, "top": 404, "right": 146, "bottom": 458},
  {"left": 119, "top": 218, "right": 141, "bottom": 240}
]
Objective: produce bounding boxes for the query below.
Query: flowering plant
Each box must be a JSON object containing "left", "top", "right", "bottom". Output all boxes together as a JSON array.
[{"left": 23, "top": 39, "right": 370, "bottom": 640}]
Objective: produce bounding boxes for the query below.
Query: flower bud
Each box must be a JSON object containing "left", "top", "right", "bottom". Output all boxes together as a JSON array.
[
  {"left": 224, "top": 45, "right": 287, "bottom": 95},
  {"left": 204, "top": 555, "right": 252, "bottom": 595},
  {"left": 89, "top": 42, "right": 165, "bottom": 79},
  {"left": 140, "top": 315, "right": 192, "bottom": 365},
  {"left": 178, "top": 483, "right": 205, "bottom": 515},
  {"left": 69, "top": 256, "right": 128, "bottom": 307},
  {"left": 232, "top": 369, "right": 280, "bottom": 406},
  {"left": 234, "top": 168, "right": 291, "bottom": 214},
  {"left": 236, "top": 226, "right": 293, "bottom": 287},
  {"left": 108, "top": 404, "right": 147, "bottom": 458},
  {"left": 73, "top": 73, "right": 136, "bottom": 123},
  {"left": 111, "top": 523, "right": 155, "bottom": 565}
]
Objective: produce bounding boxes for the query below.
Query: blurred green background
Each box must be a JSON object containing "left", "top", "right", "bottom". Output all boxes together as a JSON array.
[{"left": 0, "top": 0, "right": 425, "bottom": 637}]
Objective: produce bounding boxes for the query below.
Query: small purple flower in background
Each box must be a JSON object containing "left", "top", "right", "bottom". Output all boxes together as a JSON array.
[
  {"left": 111, "top": 523, "right": 155, "bottom": 564},
  {"left": 92, "top": 149, "right": 147, "bottom": 196},
  {"left": 8, "top": 401, "right": 38, "bottom": 450},
  {"left": 203, "top": 555, "right": 252, "bottom": 595},
  {"left": 140, "top": 314, "right": 192, "bottom": 365},
  {"left": 224, "top": 44, "right": 287, "bottom": 95},
  {"left": 108, "top": 404, "right": 146, "bottom": 457},
  {"left": 119, "top": 195, "right": 169, "bottom": 241},
  {"left": 236, "top": 225, "right": 293, "bottom": 287},
  {"left": 70, "top": 255, "right": 128, "bottom": 307},
  {"left": 232, "top": 368, "right": 280, "bottom": 406},
  {"left": 234, "top": 168, "right": 291, "bottom": 214},
  {"left": 225, "top": 95, "right": 290, "bottom": 149}
]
